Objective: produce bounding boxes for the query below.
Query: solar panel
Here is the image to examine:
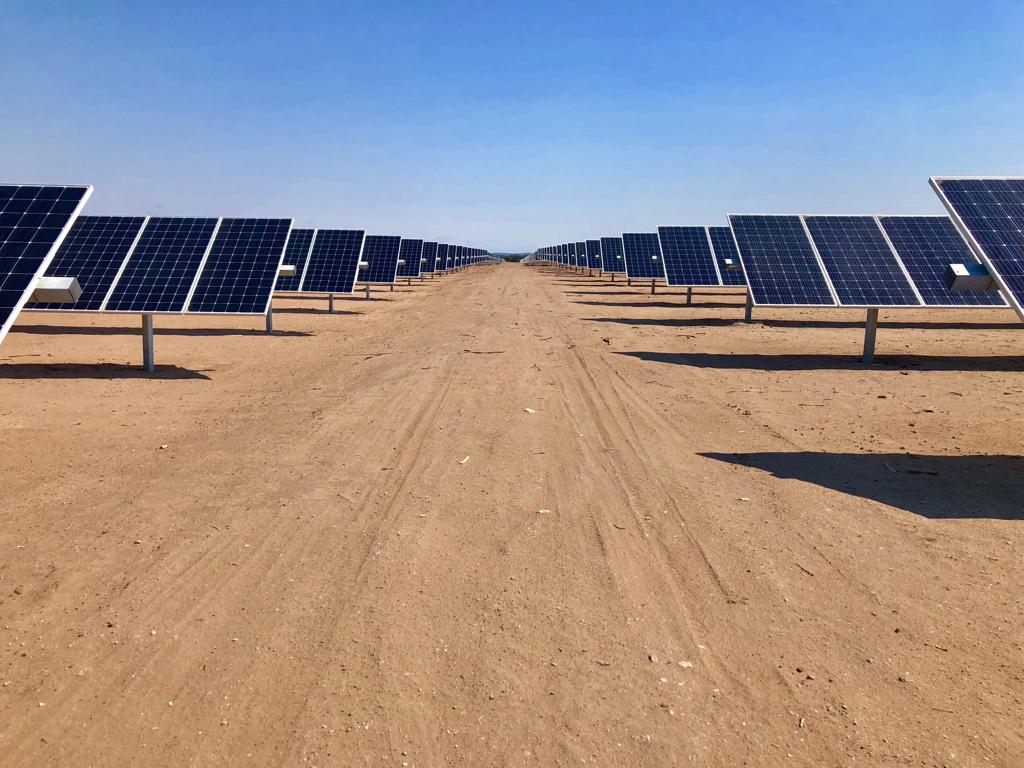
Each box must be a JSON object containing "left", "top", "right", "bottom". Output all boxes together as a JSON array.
[
  {"left": 728, "top": 215, "right": 836, "bottom": 306},
  {"left": 600, "top": 237, "right": 625, "bottom": 273},
  {"left": 361, "top": 235, "right": 402, "bottom": 284},
  {"left": 803, "top": 216, "right": 920, "bottom": 307},
  {"left": 397, "top": 239, "right": 424, "bottom": 278},
  {"left": 437, "top": 244, "right": 449, "bottom": 271},
  {"left": 657, "top": 226, "right": 721, "bottom": 286},
  {"left": 585, "top": 239, "right": 602, "bottom": 270},
  {"left": 878, "top": 216, "right": 1006, "bottom": 307},
  {"left": 275, "top": 228, "right": 315, "bottom": 292},
  {"left": 708, "top": 226, "right": 747, "bottom": 286},
  {"left": 931, "top": 177, "right": 1024, "bottom": 320},
  {"left": 301, "top": 229, "right": 365, "bottom": 293},
  {"left": 187, "top": 218, "right": 292, "bottom": 314},
  {"left": 0, "top": 184, "right": 93, "bottom": 342},
  {"left": 104, "top": 217, "right": 219, "bottom": 313},
  {"left": 30, "top": 215, "right": 146, "bottom": 311},
  {"left": 574, "top": 241, "right": 586, "bottom": 268},
  {"left": 621, "top": 233, "right": 665, "bottom": 280},
  {"left": 422, "top": 241, "right": 439, "bottom": 273}
]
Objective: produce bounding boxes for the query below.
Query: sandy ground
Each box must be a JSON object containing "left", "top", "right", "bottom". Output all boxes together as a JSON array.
[{"left": 1, "top": 263, "right": 1022, "bottom": 767}]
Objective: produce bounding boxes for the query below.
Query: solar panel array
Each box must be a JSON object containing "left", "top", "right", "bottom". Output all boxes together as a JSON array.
[
  {"left": 932, "top": 177, "right": 1024, "bottom": 320},
  {"left": 29, "top": 215, "right": 146, "bottom": 311},
  {"left": 600, "top": 237, "right": 626, "bottom": 273},
  {"left": 708, "top": 226, "right": 747, "bottom": 286},
  {"left": 300, "top": 230, "right": 365, "bottom": 293},
  {"left": 585, "top": 239, "right": 602, "bottom": 270},
  {"left": 0, "top": 184, "right": 92, "bottom": 342},
  {"left": 397, "top": 239, "right": 424, "bottom": 278},
  {"left": 360, "top": 235, "right": 402, "bottom": 284},
  {"left": 621, "top": 233, "right": 666, "bottom": 280},
  {"left": 422, "top": 241, "right": 439, "bottom": 273},
  {"left": 276, "top": 228, "right": 315, "bottom": 291},
  {"left": 657, "top": 226, "right": 720, "bottom": 287}
]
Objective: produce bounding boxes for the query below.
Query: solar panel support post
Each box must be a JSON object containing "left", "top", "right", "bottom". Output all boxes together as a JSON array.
[
  {"left": 862, "top": 308, "right": 879, "bottom": 364},
  {"left": 328, "top": 294, "right": 334, "bottom": 313},
  {"left": 686, "top": 287, "right": 693, "bottom": 305},
  {"left": 650, "top": 279, "right": 656, "bottom": 295},
  {"left": 265, "top": 308, "right": 273, "bottom": 334},
  {"left": 141, "top": 314, "right": 155, "bottom": 373},
  {"left": 365, "top": 283, "right": 371, "bottom": 300},
  {"left": 744, "top": 290, "right": 753, "bottom": 323}
]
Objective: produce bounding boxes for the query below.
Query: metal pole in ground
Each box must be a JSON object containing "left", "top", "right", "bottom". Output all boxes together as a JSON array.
[
  {"left": 686, "top": 286, "right": 692, "bottom": 305},
  {"left": 744, "top": 290, "right": 753, "bottom": 322},
  {"left": 329, "top": 294, "right": 334, "bottom": 313},
  {"left": 862, "top": 308, "right": 879, "bottom": 364},
  {"left": 365, "top": 283, "right": 371, "bottom": 300},
  {"left": 141, "top": 313, "right": 155, "bottom": 372},
  {"left": 265, "top": 307, "right": 273, "bottom": 334},
  {"left": 650, "top": 279, "right": 656, "bottom": 295}
]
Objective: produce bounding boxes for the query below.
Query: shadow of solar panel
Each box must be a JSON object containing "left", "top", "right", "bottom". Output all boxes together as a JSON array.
[
  {"left": 275, "top": 228, "right": 315, "bottom": 292},
  {"left": 728, "top": 215, "right": 835, "bottom": 306},
  {"left": 397, "top": 239, "right": 424, "bottom": 278},
  {"left": 30, "top": 216, "right": 146, "bottom": 311},
  {"left": 104, "top": 217, "right": 218, "bottom": 313},
  {"left": 187, "top": 218, "right": 292, "bottom": 314},
  {"left": 657, "top": 226, "right": 720, "bottom": 286},
  {"left": 301, "top": 230, "right": 364, "bottom": 293},
  {"left": 361, "top": 235, "right": 402, "bottom": 284},
  {"left": 878, "top": 216, "right": 1006, "bottom": 307},
  {"left": 0, "top": 184, "right": 93, "bottom": 341},
  {"left": 932, "top": 177, "right": 1024, "bottom": 320},
  {"left": 708, "top": 226, "right": 747, "bottom": 286},
  {"left": 804, "top": 216, "right": 920, "bottom": 307}
]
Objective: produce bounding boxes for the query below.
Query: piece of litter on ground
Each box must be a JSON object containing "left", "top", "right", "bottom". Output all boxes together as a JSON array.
[
  {"left": 159, "top": 444, "right": 168, "bottom": 450},
  {"left": 458, "top": 456, "right": 470, "bottom": 464},
  {"left": 418, "top": 514, "right": 428, "bottom": 518},
  {"left": 524, "top": 408, "right": 536, "bottom": 414},
  {"left": 538, "top": 509, "right": 551, "bottom": 514},
  {"left": 678, "top": 660, "right": 694, "bottom": 668},
  {"left": 738, "top": 497, "right": 751, "bottom": 502}
]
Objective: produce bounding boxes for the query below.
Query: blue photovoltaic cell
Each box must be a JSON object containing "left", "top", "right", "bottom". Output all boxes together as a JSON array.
[
  {"left": 275, "top": 228, "right": 315, "bottom": 292},
  {"left": 803, "top": 216, "right": 919, "bottom": 307},
  {"left": 621, "top": 233, "right": 665, "bottom": 280},
  {"left": 586, "top": 239, "right": 602, "bottom": 270},
  {"left": 878, "top": 216, "right": 1006, "bottom": 307},
  {"left": 728, "top": 215, "right": 835, "bottom": 306},
  {"left": 708, "top": 226, "right": 747, "bottom": 286},
  {"left": 422, "top": 241, "right": 439, "bottom": 273},
  {"left": 361, "top": 235, "right": 402, "bottom": 283},
  {"left": 0, "top": 184, "right": 92, "bottom": 342},
  {"left": 657, "top": 226, "right": 720, "bottom": 286},
  {"left": 301, "top": 229, "right": 364, "bottom": 293},
  {"left": 600, "top": 237, "right": 625, "bottom": 272},
  {"left": 188, "top": 218, "right": 292, "bottom": 314},
  {"left": 933, "top": 177, "right": 1024, "bottom": 319},
  {"left": 31, "top": 215, "right": 146, "bottom": 311},
  {"left": 105, "top": 217, "right": 219, "bottom": 313},
  {"left": 397, "top": 239, "right": 423, "bottom": 278}
]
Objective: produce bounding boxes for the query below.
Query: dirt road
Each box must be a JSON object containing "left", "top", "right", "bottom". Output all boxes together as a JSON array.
[{"left": 1, "top": 263, "right": 1022, "bottom": 766}]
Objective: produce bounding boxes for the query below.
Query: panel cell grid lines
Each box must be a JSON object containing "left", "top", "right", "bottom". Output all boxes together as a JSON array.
[
  {"left": 657, "top": 226, "right": 720, "bottom": 286},
  {"left": 422, "top": 242, "right": 439, "bottom": 273},
  {"left": 932, "top": 177, "right": 1024, "bottom": 320},
  {"left": 600, "top": 237, "right": 625, "bottom": 272},
  {"left": 708, "top": 226, "right": 747, "bottom": 286},
  {"left": 621, "top": 233, "right": 665, "bottom": 280},
  {"left": 301, "top": 230, "right": 365, "bottom": 293},
  {"left": 104, "top": 217, "right": 219, "bottom": 313},
  {"left": 586, "top": 239, "right": 602, "bottom": 270},
  {"left": 397, "top": 239, "right": 424, "bottom": 277},
  {"left": 275, "top": 228, "right": 315, "bottom": 292},
  {"left": 0, "top": 184, "right": 92, "bottom": 342},
  {"left": 187, "top": 218, "right": 292, "bottom": 314},
  {"left": 878, "top": 216, "right": 1005, "bottom": 307},
  {"left": 729, "top": 215, "right": 835, "bottom": 306},
  {"left": 436, "top": 244, "right": 448, "bottom": 271},
  {"left": 575, "top": 242, "right": 586, "bottom": 268},
  {"left": 30, "top": 216, "right": 146, "bottom": 311},
  {"left": 361, "top": 235, "right": 402, "bottom": 284},
  {"left": 803, "top": 216, "right": 919, "bottom": 307}
]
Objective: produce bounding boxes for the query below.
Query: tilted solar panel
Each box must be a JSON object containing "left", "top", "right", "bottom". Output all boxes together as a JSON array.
[
  {"left": 397, "top": 239, "right": 424, "bottom": 278},
  {"left": 422, "top": 241, "right": 439, "bottom": 273},
  {"left": 600, "top": 237, "right": 625, "bottom": 273},
  {"left": 728, "top": 215, "right": 835, "bottom": 306},
  {"left": 878, "top": 216, "right": 1005, "bottom": 307},
  {"left": 104, "top": 217, "right": 219, "bottom": 313},
  {"left": 708, "top": 226, "right": 747, "bottom": 286},
  {"left": 361, "top": 235, "right": 402, "bottom": 284},
  {"left": 301, "top": 229, "right": 364, "bottom": 293},
  {"left": 187, "top": 218, "right": 292, "bottom": 314},
  {"left": 275, "top": 228, "right": 315, "bottom": 292},
  {"left": 931, "top": 177, "right": 1024, "bottom": 321},
  {"left": 586, "top": 239, "right": 602, "bottom": 270},
  {"left": 803, "top": 216, "right": 920, "bottom": 307},
  {"left": 574, "top": 241, "right": 586, "bottom": 268},
  {"left": 0, "top": 184, "right": 93, "bottom": 342},
  {"left": 30, "top": 215, "right": 146, "bottom": 311},
  {"left": 621, "top": 233, "right": 665, "bottom": 280},
  {"left": 657, "top": 226, "right": 721, "bottom": 287},
  {"left": 437, "top": 244, "right": 449, "bottom": 271}
]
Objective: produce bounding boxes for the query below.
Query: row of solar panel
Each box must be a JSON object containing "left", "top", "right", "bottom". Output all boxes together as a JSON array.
[{"left": 538, "top": 214, "right": 1009, "bottom": 309}]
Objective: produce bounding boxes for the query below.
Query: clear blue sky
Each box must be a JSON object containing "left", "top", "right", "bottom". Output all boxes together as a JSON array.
[{"left": 5, "top": 1, "right": 1023, "bottom": 251}]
